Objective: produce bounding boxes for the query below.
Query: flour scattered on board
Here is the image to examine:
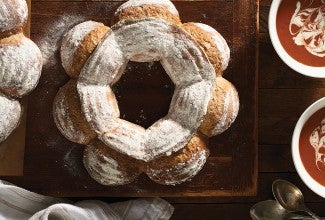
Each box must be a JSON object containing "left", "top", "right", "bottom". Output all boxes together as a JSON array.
[
  {"left": 63, "top": 146, "right": 84, "bottom": 177},
  {"left": 36, "top": 15, "right": 86, "bottom": 68}
]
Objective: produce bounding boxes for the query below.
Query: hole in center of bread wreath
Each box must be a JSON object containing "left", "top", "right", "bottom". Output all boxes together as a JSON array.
[
  {"left": 77, "top": 18, "right": 216, "bottom": 162},
  {"left": 112, "top": 61, "right": 174, "bottom": 129}
]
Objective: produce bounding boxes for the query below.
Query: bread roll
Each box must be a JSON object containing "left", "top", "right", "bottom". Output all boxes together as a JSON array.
[
  {"left": 183, "top": 22, "right": 230, "bottom": 75},
  {"left": 61, "top": 21, "right": 109, "bottom": 78},
  {"left": 199, "top": 77, "right": 239, "bottom": 137},
  {"left": 146, "top": 134, "right": 209, "bottom": 185},
  {"left": 83, "top": 139, "right": 142, "bottom": 185},
  {"left": 114, "top": 0, "right": 181, "bottom": 25},
  {"left": 0, "top": 0, "right": 28, "bottom": 37},
  {"left": 0, "top": 33, "right": 42, "bottom": 98},
  {"left": 53, "top": 80, "right": 97, "bottom": 145},
  {"left": 0, "top": 95, "right": 21, "bottom": 143}
]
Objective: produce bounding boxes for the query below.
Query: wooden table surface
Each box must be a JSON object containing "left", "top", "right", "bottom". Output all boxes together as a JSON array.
[
  {"left": 168, "top": 0, "right": 325, "bottom": 219},
  {"left": 61, "top": 0, "right": 325, "bottom": 218},
  {"left": 2, "top": 0, "right": 325, "bottom": 219}
]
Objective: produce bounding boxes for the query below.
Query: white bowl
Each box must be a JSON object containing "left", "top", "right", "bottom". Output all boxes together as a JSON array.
[
  {"left": 269, "top": 0, "right": 325, "bottom": 78},
  {"left": 292, "top": 97, "right": 325, "bottom": 198}
]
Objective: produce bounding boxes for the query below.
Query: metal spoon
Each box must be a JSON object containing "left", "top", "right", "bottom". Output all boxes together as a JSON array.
[
  {"left": 250, "top": 200, "right": 313, "bottom": 220},
  {"left": 272, "top": 179, "right": 322, "bottom": 220}
]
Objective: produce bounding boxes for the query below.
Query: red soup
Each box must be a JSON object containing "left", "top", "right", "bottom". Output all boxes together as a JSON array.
[
  {"left": 276, "top": 0, "right": 325, "bottom": 67},
  {"left": 299, "top": 107, "right": 325, "bottom": 186}
]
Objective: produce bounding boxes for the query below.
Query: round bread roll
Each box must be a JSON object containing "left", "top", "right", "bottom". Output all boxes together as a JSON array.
[
  {"left": 0, "top": 0, "right": 28, "bottom": 37},
  {"left": 183, "top": 22, "right": 230, "bottom": 75},
  {"left": 0, "top": 94, "right": 21, "bottom": 143},
  {"left": 146, "top": 133, "right": 209, "bottom": 185},
  {"left": 199, "top": 77, "right": 239, "bottom": 137},
  {"left": 83, "top": 139, "right": 142, "bottom": 186},
  {"left": 53, "top": 79, "right": 97, "bottom": 145},
  {"left": 0, "top": 33, "right": 42, "bottom": 98},
  {"left": 114, "top": 0, "right": 181, "bottom": 25},
  {"left": 61, "top": 21, "right": 110, "bottom": 78}
]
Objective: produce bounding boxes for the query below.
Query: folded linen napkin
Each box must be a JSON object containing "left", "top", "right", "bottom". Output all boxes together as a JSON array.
[{"left": 0, "top": 180, "right": 174, "bottom": 220}]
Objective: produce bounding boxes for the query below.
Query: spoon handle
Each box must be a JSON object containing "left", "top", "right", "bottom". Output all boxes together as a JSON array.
[
  {"left": 288, "top": 216, "right": 314, "bottom": 220},
  {"left": 304, "top": 208, "right": 322, "bottom": 220},
  {"left": 286, "top": 213, "right": 314, "bottom": 220}
]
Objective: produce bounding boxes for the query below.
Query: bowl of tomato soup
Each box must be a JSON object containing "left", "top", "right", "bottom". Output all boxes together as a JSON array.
[
  {"left": 292, "top": 97, "right": 325, "bottom": 198},
  {"left": 269, "top": 0, "right": 325, "bottom": 78}
]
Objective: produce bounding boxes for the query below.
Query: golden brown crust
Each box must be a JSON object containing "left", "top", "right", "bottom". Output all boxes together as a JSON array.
[
  {"left": 145, "top": 133, "right": 209, "bottom": 185},
  {"left": 182, "top": 22, "right": 223, "bottom": 76},
  {"left": 83, "top": 138, "right": 142, "bottom": 185},
  {"left": 0, "top": 27, "right": 23, "bottom": 39},
  {"left": 0, "top": 87, "right": 18, "bottom": 98},
  {"left": 53, "top": 80, "right": 97, "bottom": 145},
  {"left": 0, "top": 32, "right": 24, "bottom": 45},
  {"left": 199, "top": 77, "right": 239, "bottom": 137},
  {"left": 69, "top": 25, "right": 110, "bottom": 78},
  {"left": 87, "top": 139, "right": 142, "bottom": 168},
  {"left": 114, "top": 5, "right": 181, "bottom": 26}
]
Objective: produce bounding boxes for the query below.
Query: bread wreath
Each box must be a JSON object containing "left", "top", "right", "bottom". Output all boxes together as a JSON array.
[
  {"left": 0, "top": 0, "right": 42, "bottom": 143},
  {"left": 54, "top": 0, "right": 239, "bottom": 185}
]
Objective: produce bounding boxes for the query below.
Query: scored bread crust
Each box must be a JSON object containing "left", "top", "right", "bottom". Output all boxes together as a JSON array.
[
  {"left": 0, "top": 0, "right": 42, "bottom": 144},
  {"left": 0, "top": 95, "right": 21, "bottom": 143},
  {"left": 54, "top": 0, "right": 239, "bottom": 186},
  {"left": 114, "top": 5, "right": 181, "bottom": 26},
  {"left": 0, "top": 0, "right": 28, "bottom": 35},
  {"left": 183, "top": 22, "right": 230, "bottom": 76},
  {"left": 53, "top": 80, "right": 97, "bottom": 145},
  {"left": 0, "top": 33, "right": 42, "bottom": 98},
  {"left": 83, "top": 139, "right": 142, "bottom": 186},
  {"left": 77, "top": 18, "right": 215, "bottom": 162},
  {"left": 199, "top": 77, "right": 239, "bottom": 137},
  {"left": 146, "top": 133, "right": 209, "bottom": 185},
  {"left": 61, "top": 21, "right": 110, "bottom": 78}
]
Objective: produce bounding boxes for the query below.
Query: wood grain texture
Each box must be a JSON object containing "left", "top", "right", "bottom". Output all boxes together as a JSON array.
[
  {"left": 3, "top": 0, "right": 325, "bottom": 218},
  {"left": 1, "top": 0, "right": 258, "bottom": 197}
]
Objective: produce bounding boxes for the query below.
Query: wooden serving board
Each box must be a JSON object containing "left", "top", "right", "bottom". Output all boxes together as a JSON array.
[{"left": 6, "top": 0, "right": 258, "bottom": 197}]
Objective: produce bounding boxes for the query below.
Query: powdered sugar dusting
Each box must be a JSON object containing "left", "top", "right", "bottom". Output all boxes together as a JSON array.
[
  {"left": 0, "top": 0, "right": 42, "bottom": 143},
  {"left": 147, "top": 149, "right": 208, "bottom": 185},
  {"left": 0, "top": 95, "right": 21, "bottom": 143},
  {"left": 51, "top": 0, "right": 239, "bottom": 186},
  {"left": 168, "top": 81, "right": 212, "bottom": 130},
  {"left": 230, "top": 87, "right": 240, "bottom": 121},
  {"left": 83, "top": 144, "right": 140, "bottom": 185},
  {"left": 193, "top": 23, "right": 230, "bottom": 71},
  {"left": 36, "top": 15, "right": 85, "bottom": 68},
  {"left": 0, "top": 0, "right": 28, "bottom": 31},
  {"left": 53, "top": 91, "right": 89, "bottom": 145},
  {"left": 78, "top": 30, "right": 127, "bottom": 86},
  {"left": 115, "top": 0, "right": 179, "bottom": 16},
  {"left": 77, "top": 84, "right": 120, "bottom": 133},
  {"left": 0, "top": 35, "right": 42, "bottom": 97},
  {"left": 212, "top": 86, "right": 239, "bottom": 135},
  {"left": 78, "top": 18, "right": 215, "bottom": 162},
  {"left": 61, "top": 21, "right": 101, "bottom": 73},
  {"left": 63, "top": 146, "right": 83, "bottom": 177},
  {"left": 99, "top": 118, "right": 147, "bottom": 160}
]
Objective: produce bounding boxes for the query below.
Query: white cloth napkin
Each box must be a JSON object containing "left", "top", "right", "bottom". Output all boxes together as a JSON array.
[{"left": 0, "top": 180, "right": 174, "bottom": 220}]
